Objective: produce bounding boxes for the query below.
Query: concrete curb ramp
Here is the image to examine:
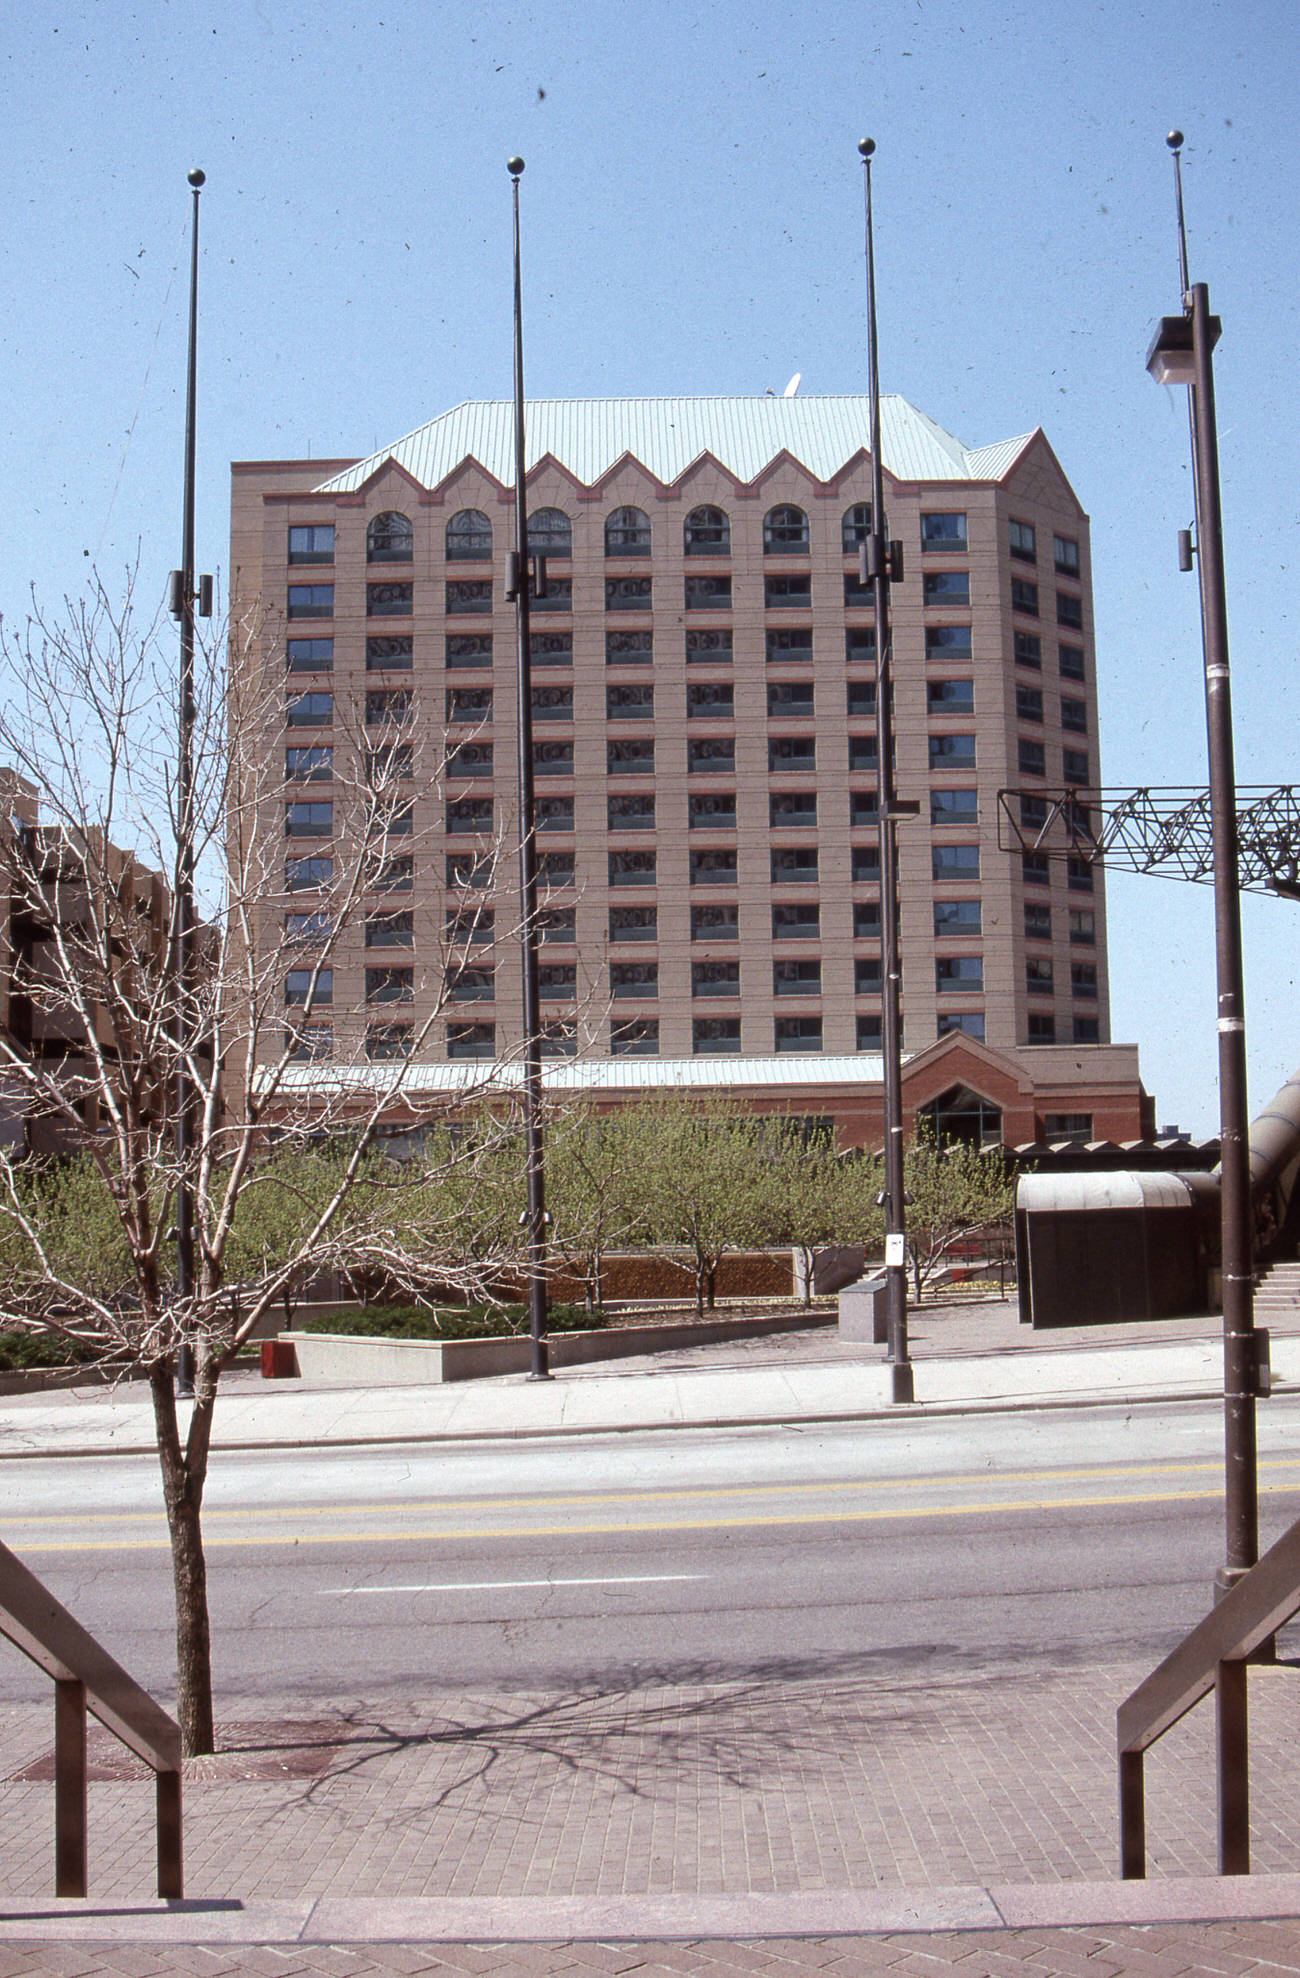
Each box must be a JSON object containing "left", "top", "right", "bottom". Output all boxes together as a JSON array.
[{"left": 4, "top": 1877, "right": 1300, "bottom": 1942}]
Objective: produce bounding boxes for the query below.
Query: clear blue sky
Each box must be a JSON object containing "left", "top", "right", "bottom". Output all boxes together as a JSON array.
[{"left": 1, "top": 0, "right": 1296, "bottom": 1134}]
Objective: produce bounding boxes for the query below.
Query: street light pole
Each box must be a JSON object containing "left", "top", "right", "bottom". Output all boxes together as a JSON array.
[
  {"left": 506, "top": 156, "right": 550, "bottom": 1380},
  {"left": 1146, "top": 132, "right": 1258, "bottom": 1592},
  {"left": 169, "top": 168, "right": 212, "bottom": 1402},
  {"left": 859, "top": 138, "right": 913, "bottom": 1404}
]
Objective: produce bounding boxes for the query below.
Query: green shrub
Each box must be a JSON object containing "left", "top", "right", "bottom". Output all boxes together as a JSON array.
[
  {"left": 0, "top": 1330, "right": 96, "bottom": 1372},
  {"left": 299, "top": 1301, "right": 600, "bottom": 1342}
]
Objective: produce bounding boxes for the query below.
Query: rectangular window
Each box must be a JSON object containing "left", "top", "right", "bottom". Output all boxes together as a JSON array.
[
  {"left": 1016, "top": 685, "right": 1044, "bottom": 723},
  {"left": 921, "top": 512, "right": 967, "bottom": 550},
  {"left": 1069, "top": 909, "right": 1096, "bottom": 945},
  {"left": 938, "top": 1012, "right": 986, "bottom": 1040},
  {"left": 446, "top": 633, "right": 493, "bottom": 669},
  {"left": 693, "top": 1017, "right": 741, "bottom": 1055},
  {"left": 764, "top": 573, "right": 811, "bottom": 608},
  {"left": 372, "top": 855, "right": 414, "bottom": 892},
  {"left": 1073, "top": 1016, "right": 1101, "bottom": 1042},
  {"left": 1019, "top": 738, "right": 1046, "bottom": 777},
  {"left": 365, "top": 743, "right": 414, "bottom": 784},
  {"left": 769, "top": 681, "right": 814, "bottom": 716},
  {"left": 774, "top": 959, "right": 820, "bottom": 996},
  {"left": 690, "top": 848, "right": 737, "bottom": 885},
  {"left": 285, "top": 801, "right": 333, "bottom": 838},
  {"left": 689, "top": 793, "right": 737, "bottom": 828},
  {"left": 933, "top": 843, "right": 980, "bottom": 879},
  {"left": 611, "top": 961, "right": 658, "bottom": 999},
  {"left": 532, "top": 631, "right": 573, "bottom": 667},
  {"left": 538, "top": 907, "right": 574, "bottom": 943},
  {"left": 287, "top": 637, "right": 334, "bottom": 672},
  {"left": 284, "top": 910, "right": 332, "bottom": 946},
  {"left": 611, "top": 905, "right": 658, "bottom": 942},
  {"left": 609, "top": 793, "right": 655, "bottom": 828},
  {"left": 540, "top": 1021, "right": 578, "bottom": 1060},
  {"left": 852, "top": 900, "right": 880, "bottom": 939},
  {"left": 1027, "top": 1013, "right": 1057, "bottom": 1043},
  {"left": 1063, "top": 748, "right": 1090, "bottom": 784},
  {"left": 690, "top": 682, "right": 735, "bottom": 716},
  {"left": 365, "top": 1024, "right": 412, "bottom": 1062},
  {"left": 770, "top": 792, "right": 817, "bottom": 827},
  {"left": 288, "top": 524, "right": 335, "bottom": 565},
  {"left": 446, "top": 852, "right": 493, "bottom": 888},
  {"left": 848, "top": 738, "right": 878, "bottom": 772},
  {"left": 849, "top": 791, "right": 878, "bottom": 828},
  {"left": 857, "top": 1014, "right": 883, "bottom": 1048},
  {"left": 1011, "top": 577, "right": 1039, "bottom": 616},
  {"left": 854, "top": 958, "right": 882, "bottom": 993},
  {"left": 365, "top": 912, "right": 414, "bottom": 949},
  {"left": 446, "top": 580, "right": 492, "bottom": 615},
  {"left": 608, "top": 738, "right": 654, "bottom": 774},
  {"left": 775, "top": 1015, "right": 822, "bottom": 1052},
  {"left": 845, "top": 680, "right": 875, "bottom": 716},
  {"left": 930, "top": 789, "right": 978, "bottom": 824},
  {"left": 687, "top": 628, "right": 733, "bottom": 662},
  {"left": 367, "top": 635, "right": 413, "bottom": 671},
  {"left": 845, "top": 628, "right": 877, "bottom": 663},
  {"left": 533, "top": 740, "right": 574, "bottom": 776},
  {"left": 368, "top": 689, "right": 413, "bottom": 726},
  {"left": 607, "top": 683, "right": 654, "bottom": 720},
  {"left": 1059, "top": 644, "right": 1085, "bottom": 681},
  {"left": 538, "top": 964, "right": 577, "bottom": 1001},
  {"left": 1023, "top": 851, "right": 1050, "bottom": 886},
  {"left": 685, "top": 574, "right": 732, "bottom": 610},
  {"left": 288, "top": 1023, "right": 334, "bottom": 1061},
  {"left": 1068, "top": 856, "right": 1094, "bottom": 893},
  {"left": 532, "top": 685, "right": 573, "bottom": 721},
  {"left": 1021, "top": 792, "right": 1049, "bottom": 828},
  {"left": 929, "top": 733, "right": 975, "bottom": 766},
  {"left": 688, "top": 737, "right": 735, "bottom": 772},
  {"left": 1045, "top": 1111, "right": 1093, "bottom": 1137},
  {"left": 1054, "top": 535, "right": 1081, "bottom": 577},
  {"left": 1071, "top": 962, "right": 1098, "bottom": 999},
  {"left": 1014, "top": 630, "right": 1042, "bottom": 670},
  {"left": 1009, "top": 519, "right": 1037, "bottom": 562},
  {"left": 286, "top": 854, "right": 334, "bottom": 891},
  {"left": 766, "top": 627, "right": 813, "bottom": 662},
  {"left": 285, "top": 968, "right": 332, "bottom": 1006},
  {"left": 446, "top": 797, "right": 493, "bottom": 836},
  {"left": 612, "top": 1018, "right": 660, "bottom": 1056},
  {"left": 843, "top": 571, "right": 871, "bottom": 607},
  {"left": 692, "top": 903, "right": 738, "bottom": 940},
  {"left": 605, "top": 575, "right": 652, "bottom": 612},
  {"left": 446, "top": 906, "right": 496, "bottom": 945},
  {"left": 768, "top": 737, "right": 816, "bottom": 771},
  {"left": 450, "top": 965, "right": 494, "bottom": 1004},
  {"left": 367, "top": 582, "right": 412, "bottom": 617},
  {"left": 774, "top": 903, "right": 819, "bottom": 939},
  {"left": 923, "top": 570, "right": 970, "bottom": 605},
  {"left": 692, "top": 960, "right": 740, "bottom": 998},
  {"left": 536, "top": 795, "right": 574, "bottom": 832},
  {"left": 447, "top": 687, "right": 492, "bottom": 723},
  {"left": 606, "top": 629, "right": 652, "bottom": 666},
  {"left": 1026, "top": 958, "right": 1055, "bottom": 996},
  {"left": 934, "top": 900, "right": 982, "bottom": 935},
  {"left": 925, "top": 625, "right": 972, "bottom": 662},
  {"left": 1057, "top": 592, "right": 1084, "bottom": 630},
  {"left": 447, "top": 1022, "right": 496, "bottom": 1060},
  {"left": 531, "top": 575, "right": 572, "bottom": 614},
  {"left": 608, "top": 850, "right": 656, "bottom": 887},
  {"left": 287, "top": 584, "right": 333, "bottom": 620},
  {"left": 927, "top": 679, "right": 972, "bottom": 714},
  {"left": 366, "top": 967, "right": 414, "bottom": 1004},
  {"left": 937, "top": 955, "right": 984, "bottom": 994},
  {"left": 771, "top": 847, "right": 818, "bottom": 883},
  {"left": 287, "top": 691, "right": 334, "bottom": 727},
  {"left": 284, "top": 743, "right": 334, "bottom": 779},
  {"left": 1024, "top": 903, "right": 1052, "bottom": 939}
]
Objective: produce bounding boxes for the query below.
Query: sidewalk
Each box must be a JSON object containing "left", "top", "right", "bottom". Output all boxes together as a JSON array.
[{"left": 3, "top": 1299, "right": 1299, "bottom": 1461}]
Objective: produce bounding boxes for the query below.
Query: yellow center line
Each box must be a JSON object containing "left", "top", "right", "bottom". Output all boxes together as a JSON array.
[{"left": 10, "top": 1482, "right": 1300, "bottom": 1554}]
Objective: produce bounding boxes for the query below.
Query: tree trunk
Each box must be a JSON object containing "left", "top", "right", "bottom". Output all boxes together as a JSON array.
[
  {"left": 149, "top": 1362, "right": 216, "bottom": 1757},
  {"left": 705, "top": 1263, "right": 716, "bottom": 1313}
]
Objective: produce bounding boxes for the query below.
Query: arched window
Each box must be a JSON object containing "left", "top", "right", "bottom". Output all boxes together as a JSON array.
[
  {"left": 604, "top": 506, "right": 651, "bottom": 556},
  {"left": 528, "top": 508, "right": 572, "bottom": 556},
  {"left": 764, "top": 504, "right": 809, "bottom": 553},
  {"left": 367, "top": 512, "right": 414, "bottom": 563},
  {"left": 445, "top": 509, "right": 492, "bottom": 561},
  {"left": 842, "top": 503, "right": 873, "bottom": 551},
  {"left": 917, "top": 1085, "right": 1002, "bottom": 1151},
  {"left": 684, "top": 505, "right": 730, "bottom": 556}
]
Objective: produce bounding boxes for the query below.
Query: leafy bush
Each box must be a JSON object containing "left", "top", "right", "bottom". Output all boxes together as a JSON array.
[
  {"left": 0, "top": 1329, "right": 97, "bottom": 1371},
  {"left": 299, "top": 1301, "right": 600, "bottom": 1341}
]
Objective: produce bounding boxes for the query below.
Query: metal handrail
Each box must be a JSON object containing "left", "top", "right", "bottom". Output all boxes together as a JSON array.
[
  {"left": 1118, "top": 1513, "right": 1300, "bottom": 1878},
  {"left": 0, "top": 1538, "right": 182, "bottom": 1898}
]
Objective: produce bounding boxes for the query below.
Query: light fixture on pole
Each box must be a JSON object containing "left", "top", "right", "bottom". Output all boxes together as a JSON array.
[
  {"left": 858, "top": 137, "right": 914, "bottom": 1405},
  {"left": 168, "top": 168, "right": 213, "bottom": 1402},
  {"left": 1146, "top": 131, "right": 1260, "bottom": 1601},
  {"left": 505, "top": 155, "right": 551, "bottom": 1381}
]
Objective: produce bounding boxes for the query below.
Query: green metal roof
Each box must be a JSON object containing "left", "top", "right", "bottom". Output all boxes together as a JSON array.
[{"left": 315, "top": 395, "right": 1036, "bottom": 496}]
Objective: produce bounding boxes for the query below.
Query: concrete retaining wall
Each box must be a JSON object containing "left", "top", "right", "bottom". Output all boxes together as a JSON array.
[{"left": 281, "top": 1309, "right": 834, "bottom": 1385}]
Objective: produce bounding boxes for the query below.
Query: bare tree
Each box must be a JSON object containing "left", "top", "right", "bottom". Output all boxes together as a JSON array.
[{"left": 0, "top": 573, "right": 526, "bottom": 1753}]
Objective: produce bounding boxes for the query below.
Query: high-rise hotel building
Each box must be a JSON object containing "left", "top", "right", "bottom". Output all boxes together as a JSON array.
[{"left": 231, "top": 395, "right": 1148, "bottom": 1145}]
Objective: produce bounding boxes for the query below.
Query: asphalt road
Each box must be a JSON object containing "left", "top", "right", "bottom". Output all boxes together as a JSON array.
[{"left": 4, "top": 1397, "right": 1300, "bottom": 1705}]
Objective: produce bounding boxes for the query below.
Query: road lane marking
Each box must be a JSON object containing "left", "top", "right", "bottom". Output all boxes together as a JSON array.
[
  {"left": 321, "top": 1574, "right": 709, "bottom": 1594},
  {"left": 15, "top": 1456, "right": 1300, "bottom": 1530},
  {"left": 11, "top": 1481, "right": 1300, "bottom": 1552}
]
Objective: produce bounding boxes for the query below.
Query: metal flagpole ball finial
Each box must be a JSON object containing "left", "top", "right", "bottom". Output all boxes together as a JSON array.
[
  {"left": 1167, "top": 130, "right": 1184, "bottom": 151},
  {"left": 188, "top": 168, "right": 206, "bottom": 188},
  {"left": 858, "top": 137, "right": 875, "bottom": 159},
  {"left": 507, "top": 156, "right": 525, "bottom": 177}
]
